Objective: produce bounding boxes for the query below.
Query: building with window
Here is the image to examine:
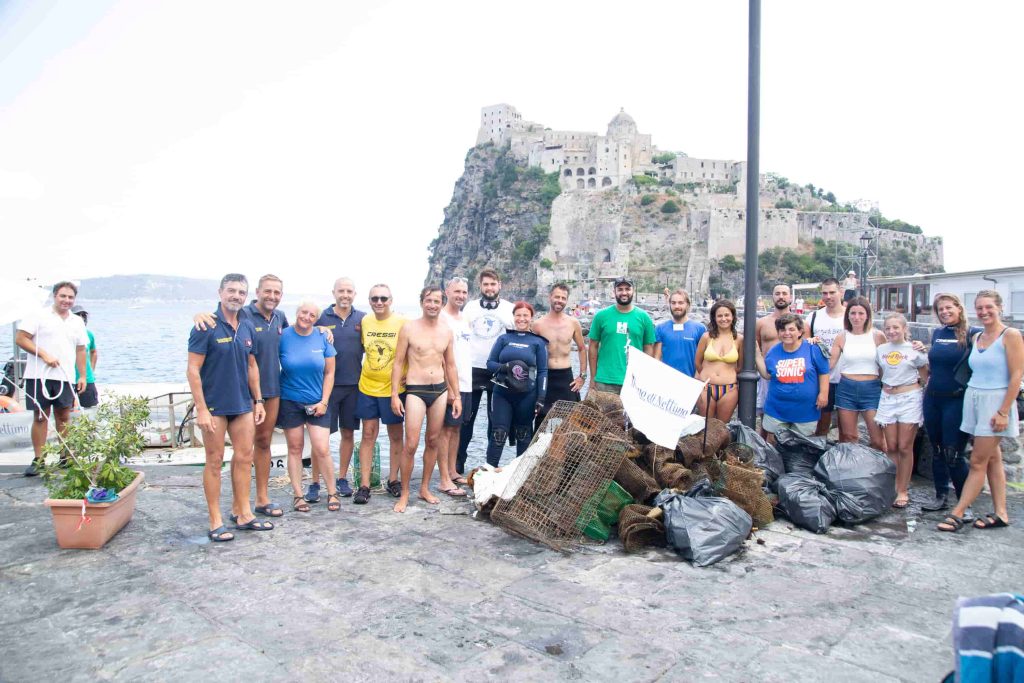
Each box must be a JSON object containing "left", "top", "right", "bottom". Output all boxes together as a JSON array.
[{"left": 869, "top": 266, "right": 1024, "bottom": 326}]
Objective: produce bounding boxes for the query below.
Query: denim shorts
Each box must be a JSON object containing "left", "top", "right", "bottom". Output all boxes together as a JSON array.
[{"left": 835, "top": 377, "right": 881, "bottom": 412}]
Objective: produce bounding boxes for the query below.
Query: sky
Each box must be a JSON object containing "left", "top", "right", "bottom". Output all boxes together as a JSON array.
[{"left": 1, "top": 0, "right": 1021, "bottom": 305}]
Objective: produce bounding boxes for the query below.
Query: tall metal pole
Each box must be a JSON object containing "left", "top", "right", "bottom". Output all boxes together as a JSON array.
[{"left": 737, "top": 0, "right": 761, "bottom": 428}]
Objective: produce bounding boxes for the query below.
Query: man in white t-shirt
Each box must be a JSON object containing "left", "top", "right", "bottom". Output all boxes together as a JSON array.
[
  {"left": 803, "top": 277, "right": 846, "bottom": 436},
  {"left": 15, "top": 281, "right": 89, "bottom": 476},
  {"left": 437, "top": 276, "right": 472, "bottom": 495},
  {"left": 458, "top": 268, "right": 515, "bottom": 470}
]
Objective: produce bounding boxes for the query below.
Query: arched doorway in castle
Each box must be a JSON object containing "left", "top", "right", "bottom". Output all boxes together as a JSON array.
[
  {"left": 587, "top": 177, "right": 596, "bottom": 188},
  {"left": 576, "top": 179, "right": 585, "bottom": 189},
  {"left": 602, "top": 177, "right": 612, "bottom": 186}
]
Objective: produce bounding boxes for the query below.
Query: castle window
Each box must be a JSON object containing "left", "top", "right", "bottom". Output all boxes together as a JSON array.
[
  {"left": 588, "top": 167, "right": 596, "bottom": 175},
  {"left": 701, "top": 162, "right": 705, "bottom": 168},
  {"left": 588, "top": 178, "right": 596, "bottom": 188},
  {"left": 576, "top": 168, "right": 585, "bottom": 176},
  {"left": 602, "top": 177, "right": 612, "bottom": 186},
  {"left": 605, "top": 148, "right": 609, "bottom": 153},
  {"left": 577, "top": 179, "right": 585, "bottom": 189},
  {"left": 564, "top": 169, "right": 572, "bottom": 177}
]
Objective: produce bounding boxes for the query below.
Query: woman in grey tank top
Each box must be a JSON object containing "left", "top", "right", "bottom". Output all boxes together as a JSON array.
[{"left": 938, "top": 290, "right": 1023, "bottom": 533}]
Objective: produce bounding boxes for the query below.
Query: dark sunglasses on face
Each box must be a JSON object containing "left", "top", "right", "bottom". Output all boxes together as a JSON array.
[{"left": 370, "top": 296, "right": 390, "bottom": 303}]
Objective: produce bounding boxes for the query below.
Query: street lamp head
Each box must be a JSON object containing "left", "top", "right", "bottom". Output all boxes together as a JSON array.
[{"left": 859, "top": 231, "right": 873, "bottom": 249}]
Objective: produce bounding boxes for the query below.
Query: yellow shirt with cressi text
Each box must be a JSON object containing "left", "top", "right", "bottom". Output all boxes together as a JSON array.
[{"left": 358, "top": 314, "right": 406, "bottom": 397}]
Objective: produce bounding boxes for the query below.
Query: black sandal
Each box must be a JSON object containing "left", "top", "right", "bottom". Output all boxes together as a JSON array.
[
  {"left": 937, "top": 515, "right": 966, "bottom": 533},
  {"left": 974, "top": 513, "right": 1010, "bottom": 529},
  {"left": 293, "top": 496, "right": 311, "bottom": 513},
  {"left": 327, "top": 493, "right": 341, "bottom": 512}
]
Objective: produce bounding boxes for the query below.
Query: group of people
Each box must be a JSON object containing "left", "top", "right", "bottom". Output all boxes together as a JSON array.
[
  {"left": 658, "top": 277, "right": 1021, "bottom": 533},
  {"left": 13, "top": 272, "right": 1019, "bottom": 542}
]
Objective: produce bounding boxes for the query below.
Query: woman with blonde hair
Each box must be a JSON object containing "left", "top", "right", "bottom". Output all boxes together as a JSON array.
[
  {"left": 938, "top": 291, "right": 1022, "bottom": 532},
  {"left": 875, "top": 313, "right": 928, "bottom": 508},
  {"left": 921, "top": 293, "right": 981, "bottom": 514}
]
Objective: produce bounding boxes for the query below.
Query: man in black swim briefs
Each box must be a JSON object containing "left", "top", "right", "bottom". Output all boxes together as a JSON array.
[
  {"left": 389, "top": 286, "right": 461, "bottom": 513},
  {"left": 531, "top": 282, "right": 588, "bottom": 429}
]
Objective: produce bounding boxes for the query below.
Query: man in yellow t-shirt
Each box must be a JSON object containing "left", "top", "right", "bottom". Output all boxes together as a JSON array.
[{"left": 353, "top": 284, "right": 406, "bottom": 504}]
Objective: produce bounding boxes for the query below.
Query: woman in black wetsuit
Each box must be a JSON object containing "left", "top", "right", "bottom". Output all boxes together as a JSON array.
[{"left": 485, "top": 301, "right": 548, "bottom": 467}]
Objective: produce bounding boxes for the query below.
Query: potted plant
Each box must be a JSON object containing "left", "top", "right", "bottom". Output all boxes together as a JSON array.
[{"left": 41, "top": 395, "right": 149, "bottom": 549}]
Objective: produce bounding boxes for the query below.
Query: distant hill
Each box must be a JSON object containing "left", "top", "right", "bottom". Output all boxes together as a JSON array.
[{"left": 77, "top": 274, "right": 219, "bottom": 302}]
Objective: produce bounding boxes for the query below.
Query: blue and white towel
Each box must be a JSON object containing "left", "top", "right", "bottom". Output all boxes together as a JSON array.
[{"left": 952, "top": 593, "right": 1024, "bottom": 683}]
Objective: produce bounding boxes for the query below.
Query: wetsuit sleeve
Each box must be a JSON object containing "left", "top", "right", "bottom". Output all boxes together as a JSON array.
[
  {"left": 535, "top": 337, "right": 548, "bottom": 402},
  {"left": 486, "top": 335, "right": 507, "bottom": 374}
]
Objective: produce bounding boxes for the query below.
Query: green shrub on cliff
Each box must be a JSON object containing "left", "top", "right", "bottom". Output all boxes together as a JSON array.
[
  {"left": 539, "top": 172, "right": 561, "bottom": 206},
  {"left": 661, "top": 200, "right": 680, "bottom": 214},
  {"left": 632, "top": 175, "right": 658, "bottom": 188},
  {"left": 640, "top": 195, "right": 656, "bottom": 206}
]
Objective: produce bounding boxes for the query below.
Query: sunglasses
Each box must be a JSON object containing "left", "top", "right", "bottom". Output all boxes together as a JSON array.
[{"left": 370, "top": 296, "right": 390, "bottom": 303}]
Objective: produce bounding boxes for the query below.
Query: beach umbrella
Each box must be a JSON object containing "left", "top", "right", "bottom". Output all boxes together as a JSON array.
[{"left": 0, "top": 279, "right": 48, "bottom": 325}]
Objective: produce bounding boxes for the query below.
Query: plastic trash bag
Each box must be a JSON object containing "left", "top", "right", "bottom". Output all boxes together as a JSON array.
[
  {"left": 813, "top": 443, "right": 896, "bottom": 523},
  {"left": 776, "top": 473, "right": 837, "bottom": 534},
  {"left": 728, "top": 421, "right": 785, "bottom": 489},
  {"left": 775, "top": 429, "right": 828, "bottom": 476},
  {"left": 654, "top": 480, "right": 753, "bottom": 567}
]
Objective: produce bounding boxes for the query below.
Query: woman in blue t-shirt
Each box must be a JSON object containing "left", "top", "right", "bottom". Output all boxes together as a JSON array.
[
  {"left": 755, "top": 313, "right": 830, "bottom": 443},
  {"left": 921, "top": 293, "right": 981, "bottom": 514},
  {"left": 278, "top": 302, "right": 338, "bottom": 513}
]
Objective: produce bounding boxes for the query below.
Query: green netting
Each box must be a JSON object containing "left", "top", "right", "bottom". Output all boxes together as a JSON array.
[{"left": 352, "top": 440, "right": 382, "bottom": 489}]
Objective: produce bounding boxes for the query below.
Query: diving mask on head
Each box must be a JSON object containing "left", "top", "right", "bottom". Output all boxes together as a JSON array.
[{"left": 479, "top": 297, "right": 499, "bottom": 310}]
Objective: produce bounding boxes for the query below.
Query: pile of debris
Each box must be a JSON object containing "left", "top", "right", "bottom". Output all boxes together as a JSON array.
[{"left": 471, "top": 392, "right": 896, "bottom": 566}]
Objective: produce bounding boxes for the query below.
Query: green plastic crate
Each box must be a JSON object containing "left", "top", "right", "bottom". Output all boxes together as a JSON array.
[
  {"left": 578, "top": 481, "right": 634, "bottom": 541},
  {"left": 352, "top": 440, "right": 382, "bottom": 489}
]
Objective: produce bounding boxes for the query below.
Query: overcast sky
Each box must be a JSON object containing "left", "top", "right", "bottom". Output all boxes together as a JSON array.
[{"left": 1, "top": 0, "right": 1020, "bottom": 304}]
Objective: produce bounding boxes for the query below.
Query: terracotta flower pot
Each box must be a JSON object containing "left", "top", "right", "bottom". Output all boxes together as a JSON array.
[{"left": 44, "top": 471, "right": 144, "bottom": 549}]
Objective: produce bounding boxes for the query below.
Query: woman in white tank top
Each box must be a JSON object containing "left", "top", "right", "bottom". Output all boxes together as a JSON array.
[{"left": 829, "top": 297, "right": 887, "bottom": 449}]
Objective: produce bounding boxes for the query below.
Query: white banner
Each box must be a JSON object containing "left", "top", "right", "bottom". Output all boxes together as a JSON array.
[{"left": 620, "top": 345, "right": 707, "bottom": 448}]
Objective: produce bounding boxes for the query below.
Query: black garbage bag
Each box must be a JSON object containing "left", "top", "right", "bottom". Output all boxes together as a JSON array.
[
  {"left": 654, "top": 479, "right": 753, "bottom": 567},
  {"left": 728, "top": 421, "right": 785, "bottom": 489},
  {"left": 776, "top": 473, "right": 836, "bottom": 534},
  {"left": 813, "top": 443, "right": 896, "bottom": 523},
  {"left": 775, "top": 429, "right": 828, "bottom": 476}
]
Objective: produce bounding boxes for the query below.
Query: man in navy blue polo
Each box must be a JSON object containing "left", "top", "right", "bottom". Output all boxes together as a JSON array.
[
  {"left": 187, "top": 273, "right": 273, "bottom": 542},
  {"left": 307, "top": 276, "right": 366, "bottom": 501},
  {"left": 194, "top": 274, "right": 289, "bottom": 519}
]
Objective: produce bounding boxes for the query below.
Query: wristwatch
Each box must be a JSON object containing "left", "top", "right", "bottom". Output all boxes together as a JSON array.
[{"left": 254, "top": 399, "right": 266, "bottom": 405}]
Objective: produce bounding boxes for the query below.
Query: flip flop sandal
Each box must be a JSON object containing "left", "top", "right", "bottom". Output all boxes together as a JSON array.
[
  {"left": 235, "top": 518, "right": 274, "bottom": 531},
  {"left": 293, "top": 496, "right": 311, "bottom": 513},
  {"left": 440, "top": 486, "right": 467, "bottom": 497},
  {"left": 892, "top": 497, "right": 909, "bottom": 509},
  {"left": 255, "top": 503, "right": 284, "bottom": 517},
  {"left": 937, "top": 515, "right": 965, "bottom": 533},
  {"left": 327, "top": 494, "right": 341, "bottom": 512},
  {"left": 207, "top": 525, "right": 234, "bottom": 542},
  {"left": 453, "top": 476, "right": 469, "bottom": 486},
  {"left": 974, "top": 513, "right": 1010, "bottom": 529}
]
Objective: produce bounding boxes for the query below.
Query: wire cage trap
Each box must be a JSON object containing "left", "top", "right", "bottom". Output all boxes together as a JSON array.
[{"left": 491, "top": 401, "right": 630, "bottom": 551}]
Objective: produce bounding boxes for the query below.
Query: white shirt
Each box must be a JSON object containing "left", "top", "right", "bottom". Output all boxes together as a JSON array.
[
  {"left": 17, "top": 306, "right": 89, "bottom": 382},
  {"left": 805, "top": 307, "right": 845, "bottom": 384},
  {"left": 440, "top": 309, "right": 473, "bottom": 392},
  {"left": 877, "top": 342, "right": 928, "bottom": 386},
  {"left": 464, "top": 298, "right": 515, "bottom": 369}
]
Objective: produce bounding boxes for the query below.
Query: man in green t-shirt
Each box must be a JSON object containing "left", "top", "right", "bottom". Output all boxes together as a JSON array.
[
  {"left": 587, "top": 276, "right": 655, "bottom": 394},
  {"left": 72, "top": 306, "right": 99, "bottom": 408}
]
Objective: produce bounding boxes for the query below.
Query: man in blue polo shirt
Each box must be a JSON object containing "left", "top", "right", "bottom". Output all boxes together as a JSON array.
[
  {"left": 306, "top": 276, "right": 366, "bottom": 501},
  {"left": 194, "top": 274, "right": 289, "bottom": 520},
  {"left": 187, "top": 273, "right": 273, "bottom": 542},
  {"left": 654, "top": 288, "right": 706, "bottom": 378}
]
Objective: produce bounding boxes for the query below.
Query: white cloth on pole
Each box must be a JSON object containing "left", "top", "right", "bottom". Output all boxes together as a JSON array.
[{"left": 620, "top": 345, "right": 707, "bottom": 448}]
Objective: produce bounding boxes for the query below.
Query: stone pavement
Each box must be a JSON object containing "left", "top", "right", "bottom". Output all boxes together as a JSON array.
[{"left": 1, "top": 465, "right": 1021, "bottom": 682}]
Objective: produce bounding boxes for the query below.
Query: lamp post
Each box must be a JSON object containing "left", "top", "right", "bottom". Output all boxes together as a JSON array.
[
  {"left": 737, "top": 0, "right": 761, "bottom": 429},
  {"left": 858, "top": 231, "right": 872, "bottom": 299}
]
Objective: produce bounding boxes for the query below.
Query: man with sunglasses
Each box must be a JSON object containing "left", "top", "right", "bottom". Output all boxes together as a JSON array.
[
  {"left": 457, "top": 269, "right": 515, "bottom": 475},
  {"left": 352, "top": 284, "right": 406, "bottom": 505}
]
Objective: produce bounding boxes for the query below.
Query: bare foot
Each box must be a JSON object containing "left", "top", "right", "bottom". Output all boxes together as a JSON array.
[
  {"left": 418, "top": 489, "right": 440, "bottom": 505},
  {"left": 393, "top": 496, "right": 409, "bottom": 513}
]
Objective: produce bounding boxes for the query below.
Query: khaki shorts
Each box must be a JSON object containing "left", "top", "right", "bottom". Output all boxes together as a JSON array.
[{"left": 762, "top": 413, "right": 817, "bottom": 437}]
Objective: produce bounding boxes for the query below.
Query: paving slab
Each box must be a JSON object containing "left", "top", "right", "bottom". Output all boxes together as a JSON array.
[{"left": 1, "top": 464, "right": 1022, "bottom": 682}]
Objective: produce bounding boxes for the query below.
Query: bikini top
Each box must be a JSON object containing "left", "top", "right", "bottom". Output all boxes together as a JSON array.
[{"left": 704, "top": 337, "right": 739, "bottom": 364}]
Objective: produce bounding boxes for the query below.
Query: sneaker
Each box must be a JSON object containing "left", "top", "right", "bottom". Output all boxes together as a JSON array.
[
  {"left": 23, "top": 461, "right": 40, "bottom": 477},
  {"left": 353, "top": 486, "right": 371, "bottom": 505},
  {"left": 921, "top": 492, "right": 948, "bottom": 512},
  {"left": 304, "top": 482, "right": 321, "bottom": 504},
  {"left": 336, "top": 477, "right": 353, "bottom": 497},
  {"left": 386, "top": 479, "right": 402, "bottom": 498}
]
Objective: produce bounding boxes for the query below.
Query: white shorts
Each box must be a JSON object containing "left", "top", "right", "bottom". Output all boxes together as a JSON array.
[
  {"left": 961, "top": 387, "right": 1021, "bottom": 438},
  {"left": 874, "top": 389, "right": 923, "bottom": 426}
]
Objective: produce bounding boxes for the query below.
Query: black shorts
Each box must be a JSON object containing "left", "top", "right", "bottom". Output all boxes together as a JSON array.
[
  {"left": 444, "top": 391, "right": 473, "bottom": 427},
  {"left": 77, "top": 383, "right": 99, "bottom": 408},
  {"left": 277, "top": 398, "right": 332, "bottom": 430},
  {"left": 24, "top": 379, "right": 76, "bottom": 413},
  {"left": 327, "top": 384, "right": 360, "bottom": 433},
  {"left": 543, "top": 368, "right": 580, "bottom": 409}
]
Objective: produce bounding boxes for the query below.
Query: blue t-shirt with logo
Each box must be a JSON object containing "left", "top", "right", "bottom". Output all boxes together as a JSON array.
[
  {"left": 188, "top": 307, "right": 256, "bottom": 416},
  {"left": 763, "top": 341, "right": 830, "bottom": 424},
  {"left": 655, "top": 319, "right": 706, "bottom": 378},
  {"left": 315, "top": 306, "right": 365, "bottom": 386},
  {"left": 240, "top": 303, "right": 289, "bottom": 399},
  {"left": 279, "top": 327, "right": 337, "bottom": 405}
]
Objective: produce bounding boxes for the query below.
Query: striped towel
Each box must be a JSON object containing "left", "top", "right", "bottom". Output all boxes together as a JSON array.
[{"left": 952, "top": 593, "right": 1024, "bottom": 683}]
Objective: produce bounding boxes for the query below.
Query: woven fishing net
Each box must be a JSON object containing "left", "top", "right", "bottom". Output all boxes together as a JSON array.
[
  {"left": 491, "top": 401, "right": 629, "bottom": 551},
  {"left": 618, "top": 504, "right": 667, "bottom": 553},
  {"left": 613, "top": 457, "right": 661, "bottom": 505},
  {"left": 582, "top": 390, "right": 627, "bottom": 431},
  {"left": 717, "top": 461, "right": 774, "bottom": 527}
]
